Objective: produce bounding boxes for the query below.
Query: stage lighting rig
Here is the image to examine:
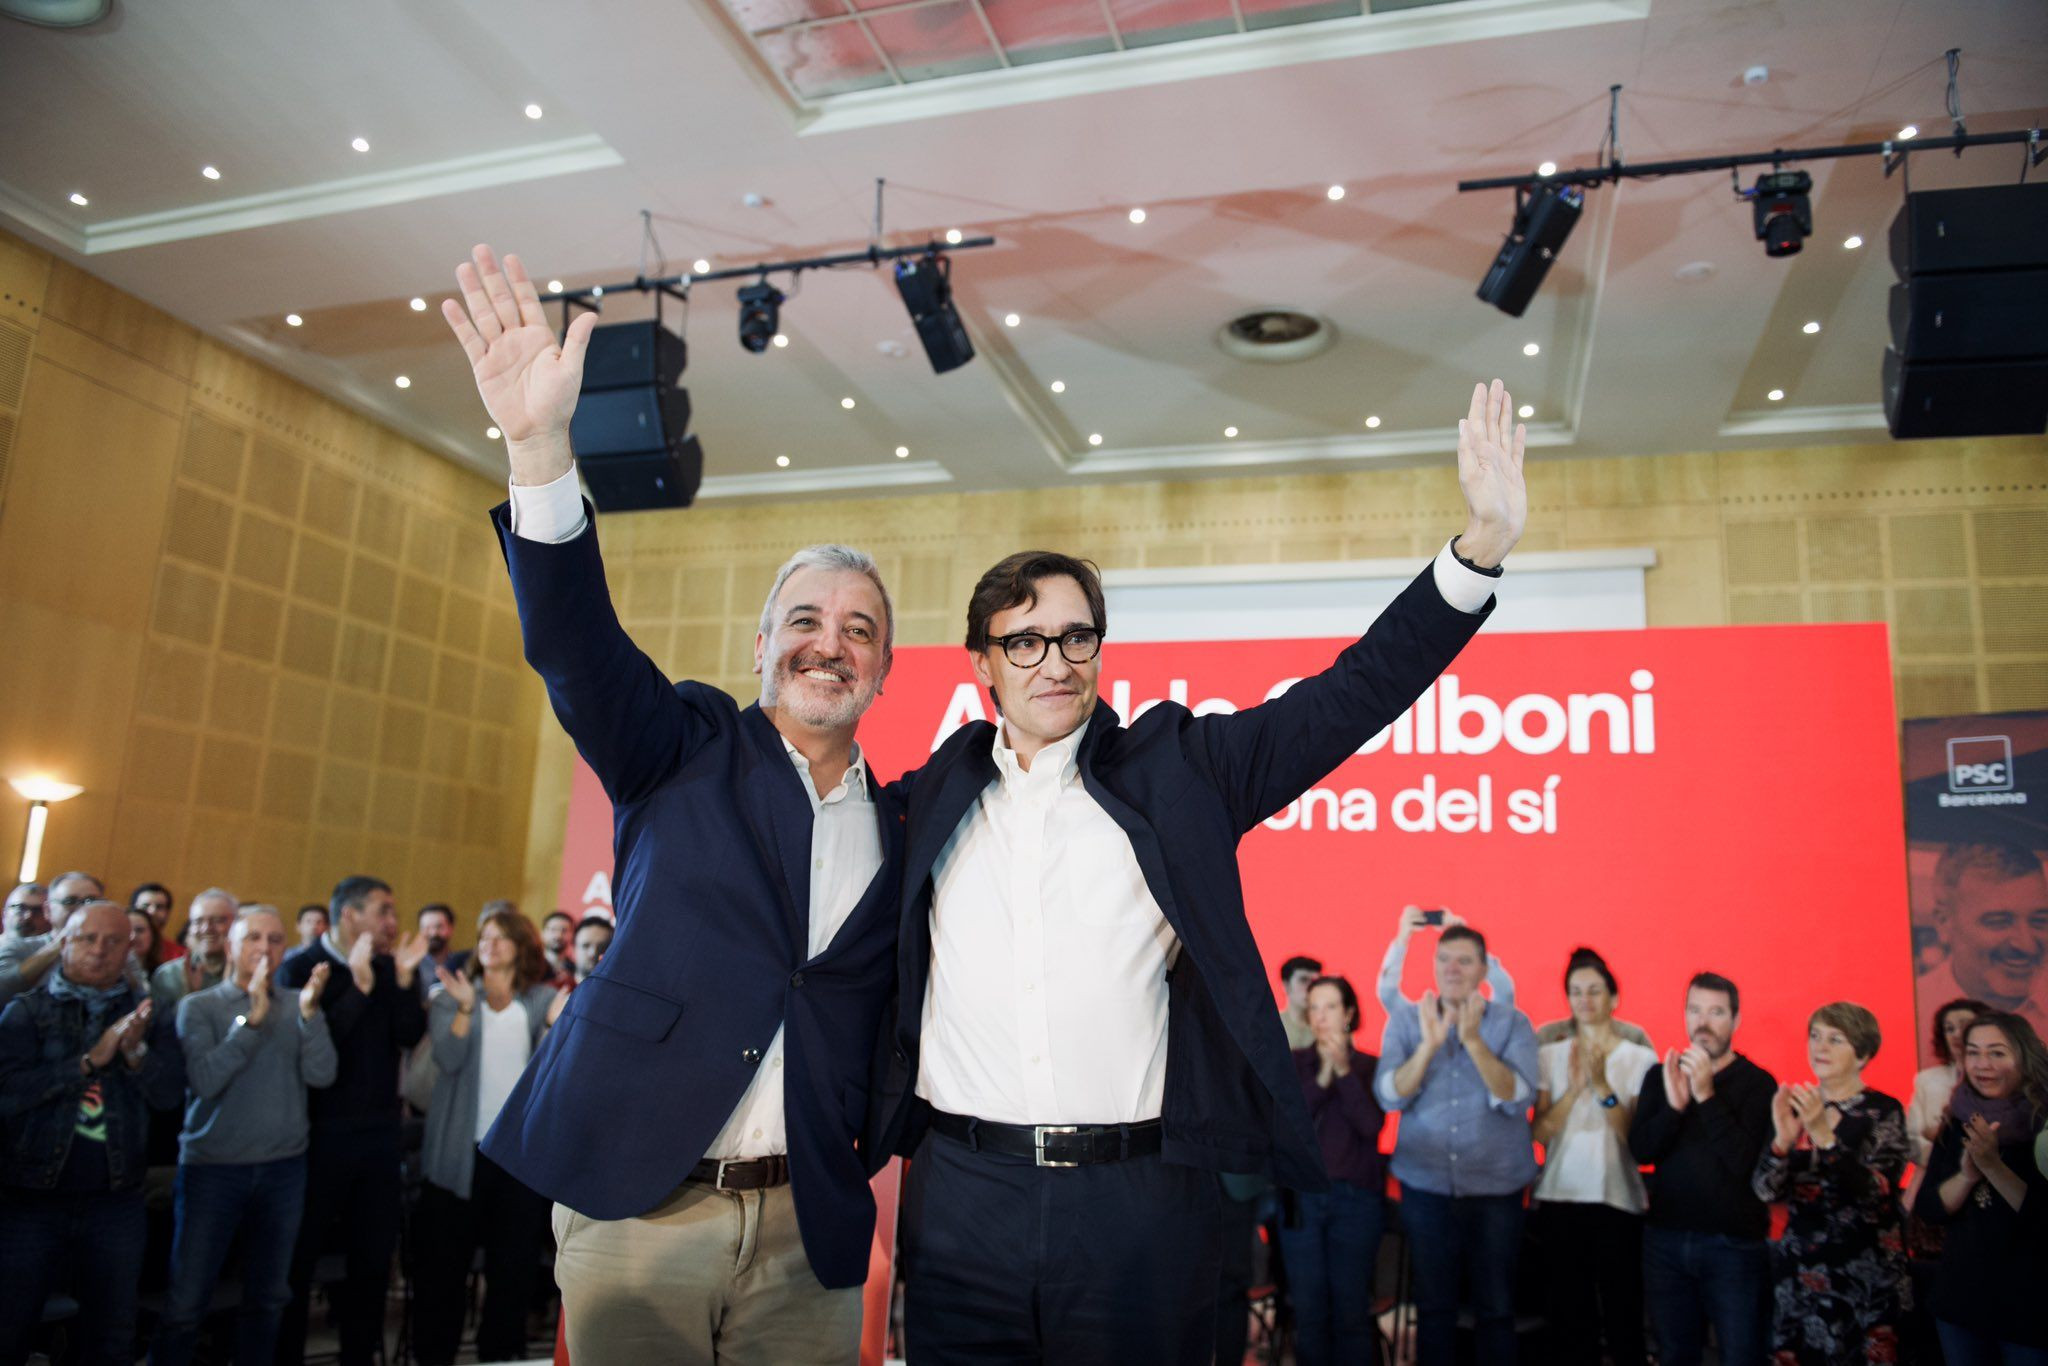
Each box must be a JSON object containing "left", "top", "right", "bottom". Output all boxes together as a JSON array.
[
  {"left": 1747, "top": 170, "right": 1814, "bottom": 257},
  {"left": 892, "top": 250, "right": 975, "bottom": 374},
  {"left": 1476, "top": 181, "right": 1585, "bottom": 317},
  {"left": 736, "top": 280, "right": 784, "bottom": 354}
]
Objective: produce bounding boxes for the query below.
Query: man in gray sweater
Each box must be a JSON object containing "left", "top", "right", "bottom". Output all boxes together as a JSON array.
[{"left": 153, "top": 906, "right": 337, "bottom": 1366}]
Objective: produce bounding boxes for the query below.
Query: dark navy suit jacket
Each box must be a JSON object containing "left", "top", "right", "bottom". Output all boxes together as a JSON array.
[
  {"left": 478, "top": 504, "right": 903, "bottom": 1290},
  {"left": 870, "top": 561, "right": 1491, "bottom": 1193}
]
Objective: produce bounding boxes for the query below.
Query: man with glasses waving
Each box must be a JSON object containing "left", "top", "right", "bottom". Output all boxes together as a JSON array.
[{"left": 872, "top": 381, "right": 1527, "bottom": 1363}]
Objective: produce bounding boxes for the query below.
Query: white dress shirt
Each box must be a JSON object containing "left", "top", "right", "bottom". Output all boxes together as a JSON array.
[{"left": 508, "top": 480, "right": 883, "bottom": 1160}]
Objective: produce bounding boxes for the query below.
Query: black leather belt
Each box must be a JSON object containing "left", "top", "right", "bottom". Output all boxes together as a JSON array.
[
  {"left": 688, "top": 1155, "right": 789, "bottom": 1191},
  {"left": 927, "top": 1109, "right": 1163, "bottom": 1167}
]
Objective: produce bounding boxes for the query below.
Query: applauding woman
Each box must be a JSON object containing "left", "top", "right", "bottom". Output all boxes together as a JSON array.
[
  {"left": 1912, "top": 1012, "right": 2048, "bottom": 1364},
  {"left": 1281, "top": 975, "right": 1389, "bottom": 1366},
  {"left": 1531, "top": 948, "right": 1657, "bottom": 1366},
  {"left": 1751, "top": 1002, "right": 1910, "bottom": 1365},
  {"left": 415, "top": 907, "right": 567, "bottom": 1364}
]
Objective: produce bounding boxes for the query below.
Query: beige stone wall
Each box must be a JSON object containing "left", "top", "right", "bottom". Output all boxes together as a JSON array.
[{"left": 0, "top": 230, "right": 542, "bottom": 942}]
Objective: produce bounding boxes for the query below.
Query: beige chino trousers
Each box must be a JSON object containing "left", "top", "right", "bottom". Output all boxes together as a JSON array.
[{"left": 552, "top": 1181, "right": 860, "bottom": 1365}]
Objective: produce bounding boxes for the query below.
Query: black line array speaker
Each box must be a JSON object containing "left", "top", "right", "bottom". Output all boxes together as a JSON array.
[
  {"left": 1883, "top": 182, "right": 2048, "bottom": 440},
  {"left": 568, "top": 320, "right": 703, "bottom": 511}
]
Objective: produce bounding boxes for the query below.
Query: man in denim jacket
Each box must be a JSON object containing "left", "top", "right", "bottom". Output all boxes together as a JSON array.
[{"left": 0, "top": 899, "right": 186, "bottom": 1365}]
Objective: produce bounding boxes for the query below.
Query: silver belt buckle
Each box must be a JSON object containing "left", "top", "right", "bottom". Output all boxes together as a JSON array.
[
  {"left": 1033, "top": 1125, "right": 1081, "bottom": 1168},
  {"left": 714, "top": 1158, "right": 741, "bottom": 1190}
]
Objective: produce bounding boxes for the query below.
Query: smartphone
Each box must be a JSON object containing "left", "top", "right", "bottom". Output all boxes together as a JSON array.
[{"left": 1419, "top": 908, "right": 1446, "bottom": 926}]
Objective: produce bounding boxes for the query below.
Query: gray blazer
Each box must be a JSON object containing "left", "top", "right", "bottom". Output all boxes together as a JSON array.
[{"left": 423, "top": 982, "right": 556, "bottom": 1199}]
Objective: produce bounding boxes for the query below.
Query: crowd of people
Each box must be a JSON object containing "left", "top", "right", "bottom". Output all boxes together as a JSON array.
[
  {"left": 1265, "top": 905, "right": 2048, "bottom": 1366},
  {"left": 0, "top": 873, "right": 612, "bottom": 1366}
]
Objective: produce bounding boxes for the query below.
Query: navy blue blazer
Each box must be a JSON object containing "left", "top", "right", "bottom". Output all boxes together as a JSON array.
[
  {"left": 479, "top": 504, "right": 903, "bottom": 1291},
  {"left": 870, "top": 561, "right": 1491, "bottom": 1192}
]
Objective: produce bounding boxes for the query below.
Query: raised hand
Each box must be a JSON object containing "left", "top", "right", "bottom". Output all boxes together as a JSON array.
[
  {"left": 1961, "top": 1114, "right": 2005, "bottom": 1175},
  {"left": 1770, "top": 1085, "right": 1802, "bottom": 1153},
  {"left": 1456, "top": 994, "right": 1486, "bottom": 1045},
  {"left": 392, "top": 932, "right": 429, "bottom": 989},
  {"left": 1662, "top": 1048, "right": 1693, "bottom": 1111},
  {"left": 437, "top": 963, "right": 477, "bottom": 1012},
  {"left": 347, "top": 932, "right": 376, "bottom": 994},
  {"left": 1567, "top": 1038, "right": 1588, "bottom": 1094},
  {"left": 1396, "top": 904, "right": 1426, "bottom": 939},
  {"left": 87, "top": 1009, "right": 137, "bottom": 1070},
  {"left": 1679, "top": 1045, "right": 1716, "bottom": 1102},
  {"left": 442, "top": 245, "right": 595, "bottom": 481},
  {"left": 120, "top": 999, "right": 153, "bottom": 1060},
  {"left": 1417, "top": 990, "right": 1450, "bottom": 1049},
  {"left": 246, "top": 954, "right": 273, "bottom": 1027},
  {"left": 1453, "top": 379, "right": 1528, "bottom": 568},
  {"left": 300, "top": 962, "right": 329, "bottom": 1020}
]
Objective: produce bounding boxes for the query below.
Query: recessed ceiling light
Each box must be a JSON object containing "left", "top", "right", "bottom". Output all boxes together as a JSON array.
[
  {"left": 1326, "top": 185, "right": 1345, "bottom": 201},
  {"left": 1537, "top": 161, "right": 1558, "bottom": 177},
  {"left": 1088, "top": 433, "right": 1104, "bottom": 446},
  {"left": 486, "top": 426, "right": 501, "bottom": 440},
  {"left": 772, "top": 333, "right": 789, "bottom": 348},
  {"left": 284, "top": 313, "right": 303, "bottom": 327},
  {"left": 201, "top": 165, "right": 221, "bottom": 180},
  {"left": 1522, "top": 342, "right": 1541, "bottom": 356},
  {"left": 1224, "top": 425, "right": 1239, "bottom": 438},
  {"left": 394, "top": 375, "right": 411, "bottom": 389},
  {"left": 840, "top": 397, "right": 856, "bottom": 409},
  {"left": 409, "top": 297, "right": 427, "bottom": 312},
  {"left": 1843, "top": 235, "right": 1863, "bottom": 250},
  {"left": 775, "top": 455, "right": 790, "bottom": 468},
  {"left": 351, "top": 137, "right": 370, "bottom": 153},
  {"left": 894, "top": 445, "right": 909, "bottom": 458},
  {"left": 1004, "top": 313, "right": 1021, "bottom": 328},
  {"left": 1050, "top": 380, "right": 1066, "bottom": 393},
  {"left": 1128, "top": 208, "right": 1147, "bottom": 224},
  {"left": 1802, "top": 320, "right": 1821, "bottom": 334},
  {"left": 1365, "top": 415, "right": 1381, "bottom": 428},
  {"left": 1767, "top": 388, "right": 1785, "bottom": 401},
  {"left": 69, "top": 192, "right": 89, "bottom": 206},
  {"left": 525, "top": 103, "right": 544, "bottom": 120},
  {"left": 546, "top": 279, "right": 563, "bottom": 293},
  {"left": 692, "top": 259, "right": 710, "bottom": 275},
  {"left": 944, "top": 229, "right": 963, "bottom": 245},
  {"left": 1517, "top": 404, "right": 1534, "bottom": 418},
  {"left": 1897, "top": 124, "right": 1917, "bottom": 140}
]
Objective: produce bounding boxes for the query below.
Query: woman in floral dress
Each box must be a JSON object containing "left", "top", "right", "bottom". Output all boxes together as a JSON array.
[{"left": 1752, "top": 1001, "right": 1911, "bottom": 1364}]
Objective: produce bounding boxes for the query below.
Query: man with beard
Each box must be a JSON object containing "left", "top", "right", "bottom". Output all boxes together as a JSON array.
[
  {"left": 150, "top": 887, "right": 235, "bottom": 1009},
  {"left": 1915, "top": 839, "right": 2048, "bottom": 1060},
  {"left": 1628, "top": 971, "right": 1777, "bottom": 1366},
  {"left": 440, "top": 244, "right": 905, "bottom": 1364},
  {"left": 538, "top": 910, "right": 575, "bottom": 985}
]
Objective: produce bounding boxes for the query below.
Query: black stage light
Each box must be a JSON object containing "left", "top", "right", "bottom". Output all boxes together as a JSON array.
[
  {"left": 1751, "top": 170, "right": 1813, "bottom": 258},
  {"left": 893, "top": 250, "right": 975, "bottom": 374},
  {"left": 736, "top": 280, "right": 784, "bottom": 353},
  {"left": 1476, "top": 182, "right": 1584, "bottom": 317}
]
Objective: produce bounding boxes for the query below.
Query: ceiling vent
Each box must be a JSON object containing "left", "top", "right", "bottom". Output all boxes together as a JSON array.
[
  {"left": 1216, "top": 309, "right": 1336, "bottom": 363},
  {"left": 0, "top": 0, "right": 111, "bottom": 26}
]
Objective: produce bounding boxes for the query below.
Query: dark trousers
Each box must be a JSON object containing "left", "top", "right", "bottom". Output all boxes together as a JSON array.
[
  {"left": 1935, "top": 1321, "right": 2048, "bottom": 1366},
  {"left": 279, "top": 1124, "right": 402, "bottom": 1366},
  {"left": 1215, "top": 1179, "right": 1262, "bottom": 1366},
  {"left": 412, "top": 1150, "right": 550, "bottom": 1365},
  {"left": 0, "top": 1186, "right": 148, "bottom": 1366},
  {"left": 152, "top": 1154, "right": 308, "bottom": 1366},
  {"left": 1534, "top": 1201, "right": 1645, "bottom": 1366},
  {"left": 1278, "top": 1181, "right": 1385, "bottom": 1366},
  {"left": 901, "top": 1127, "right": 1222, "bottom": 1364},
  {"left": 1399, "top": 1186, "right": 1524, "bottom": 1366},
  {"left": 1641, "top": 1225, "right": 1769, "bottom": 1366}
]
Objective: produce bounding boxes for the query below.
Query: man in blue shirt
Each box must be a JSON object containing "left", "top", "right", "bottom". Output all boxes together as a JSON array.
[{"left": 1377, "top": 923, "right": 1538, "bottom": 1365}]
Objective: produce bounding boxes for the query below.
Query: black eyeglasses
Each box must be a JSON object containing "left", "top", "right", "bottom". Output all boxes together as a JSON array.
[
  {"left": 989, "top": 628, "right": 1103, "bottom": 669},
  {"left": 52, "top": 896, "right": 96, "bottom": 910},
  {"left": 5, "top": 901, "right": 42, "bottom": 912}
]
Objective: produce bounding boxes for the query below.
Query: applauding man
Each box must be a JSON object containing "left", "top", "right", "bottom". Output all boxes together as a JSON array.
[
  {"left": 157, "top": 907, "right": 337, "bottom": 1366},
  {"left": 278, "top": 876, "right": 428, "bottom": 1366}
]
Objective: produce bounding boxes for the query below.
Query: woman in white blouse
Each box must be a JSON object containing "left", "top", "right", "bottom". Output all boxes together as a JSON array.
[
  {"left": 416, "top": 906, "right": 566, "bottom": 1365},
  {"left": 1906, "top": 996, "right": 1986, "bottom": 1169},
  {"left": 1530, "top": 947, "right": 1658, "bottom": 1366}
]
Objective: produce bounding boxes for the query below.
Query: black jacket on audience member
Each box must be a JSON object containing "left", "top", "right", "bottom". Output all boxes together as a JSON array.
[
  {"left": 1911, "top": 1113, "right": 2048, "bottom": 1348},
  {"left": 280, "top": 943, "right": 426, "bottom": 1130},
  {"left": 1628, "top": 1052, "right": 1776, "bottom": 1240}
]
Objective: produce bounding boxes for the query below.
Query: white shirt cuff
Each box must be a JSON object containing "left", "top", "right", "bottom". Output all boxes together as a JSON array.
[
  {"left": 1431, "top": 538, "right": 1499, "bottom": 615},
  {"left": 506, "top": 465, "right": 588, "bottom": 544}
]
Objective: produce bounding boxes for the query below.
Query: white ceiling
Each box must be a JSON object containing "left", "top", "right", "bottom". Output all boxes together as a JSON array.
[{"left": 2, "top": 0, "right": 2043, "bottom": 501}]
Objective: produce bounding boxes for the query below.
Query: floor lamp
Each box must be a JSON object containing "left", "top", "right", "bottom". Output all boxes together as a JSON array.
[{"left": 10, "top": 777, "right": 84, "bottom": 883}]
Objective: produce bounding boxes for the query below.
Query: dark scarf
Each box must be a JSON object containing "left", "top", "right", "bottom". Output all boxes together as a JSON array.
[{"left": 1947, "top": 1081, "right": 2042, "bottom": 1139}]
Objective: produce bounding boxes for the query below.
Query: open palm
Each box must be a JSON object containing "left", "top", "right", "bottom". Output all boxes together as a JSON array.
[
  {"left": 441, "top": 245, "right": 596, "bottom": 446},
  {"left": 1456, "top": 379, "right": 1529, "bottom": 557}
]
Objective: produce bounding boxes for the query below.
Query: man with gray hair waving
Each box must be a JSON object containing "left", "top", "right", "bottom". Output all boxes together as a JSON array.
[{"left": 441, "top": 243, "right": 906, "bottom": 1364}]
